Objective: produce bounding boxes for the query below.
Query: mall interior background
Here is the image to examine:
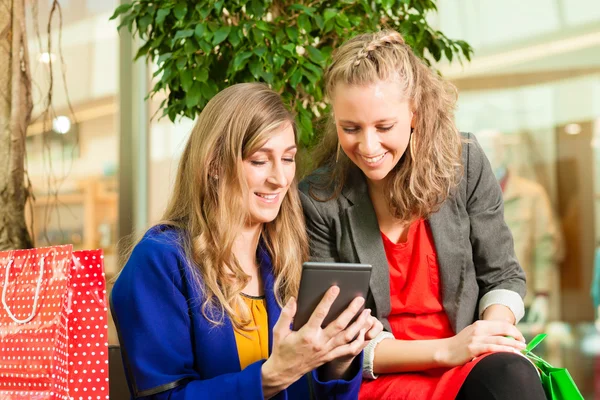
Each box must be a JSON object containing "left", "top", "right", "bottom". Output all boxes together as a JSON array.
[{"left": 23, "top": 0, "right": 600, "bottom": 397}]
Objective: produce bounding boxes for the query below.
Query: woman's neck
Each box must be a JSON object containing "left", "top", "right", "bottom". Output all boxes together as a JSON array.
[
  {"left": 232, "top": 223, "right": 264, "bottom": 296},
  {"left": 367, "top": 178, "right": 411, "bottom": 244}
]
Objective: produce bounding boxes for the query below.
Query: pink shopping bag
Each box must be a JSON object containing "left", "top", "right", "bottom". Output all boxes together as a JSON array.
[{"left": 0, "top": 245, "right": 109, "bottom": 400}]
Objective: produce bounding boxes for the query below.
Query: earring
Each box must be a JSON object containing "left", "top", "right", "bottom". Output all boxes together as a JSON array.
[
  {"left": 409, "top": 128, "right": 416, "bottom": 162},
  {"left": 336, "top": 143, "right": 342, "bottom": 163}
]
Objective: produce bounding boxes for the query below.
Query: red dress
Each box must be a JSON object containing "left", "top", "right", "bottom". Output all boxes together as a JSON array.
[{"left": 359, "top": 219, "right": 487, "bottom": 400}]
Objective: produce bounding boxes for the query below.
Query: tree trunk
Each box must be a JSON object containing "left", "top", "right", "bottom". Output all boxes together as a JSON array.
[{"left": 0, "top": 0, "right": 34, "bottom": 250}]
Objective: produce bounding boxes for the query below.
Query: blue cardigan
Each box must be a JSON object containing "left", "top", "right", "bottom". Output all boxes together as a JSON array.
[{"left": 111, "top": 226, "right": 362, "bottom": 399}]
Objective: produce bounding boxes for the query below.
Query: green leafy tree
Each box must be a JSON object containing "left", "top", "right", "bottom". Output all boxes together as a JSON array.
[{"left": 112, "top": 0, "right": 472, "bottom": 146}]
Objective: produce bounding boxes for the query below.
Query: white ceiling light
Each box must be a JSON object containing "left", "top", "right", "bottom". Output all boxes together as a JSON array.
[
  {"left": 52, "top": 116, "right": 71, "bottom": 134},
  {"left": 565, "top": 123, "right": 582, "bottom": 135},
  {"left": 38, "top": 52, "right": 56, "bottom": 64}
]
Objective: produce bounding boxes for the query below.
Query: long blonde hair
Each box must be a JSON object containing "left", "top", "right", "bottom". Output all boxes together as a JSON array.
[
  {"left": 158, "top": 83, "right": 308, "bottom": 329},
  {"left": 312, "top": 30, "right": 463, "bottom": 221}
]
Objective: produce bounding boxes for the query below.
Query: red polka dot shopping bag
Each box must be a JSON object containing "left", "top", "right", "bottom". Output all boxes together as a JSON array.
[{"left": 0, "top": 245, "right": 108, "bottom": 400}]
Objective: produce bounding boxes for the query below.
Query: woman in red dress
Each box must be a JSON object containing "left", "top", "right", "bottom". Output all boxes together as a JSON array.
[{"left": 300, "top": 30, "right": 546, "bottom": 399}]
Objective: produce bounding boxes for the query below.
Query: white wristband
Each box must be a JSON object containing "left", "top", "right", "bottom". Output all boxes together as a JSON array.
[{"left": 362, "top": 331, "right": 395, "bottom": 380}]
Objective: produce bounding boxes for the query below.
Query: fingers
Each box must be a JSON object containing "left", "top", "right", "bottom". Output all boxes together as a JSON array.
[
  {"left": 365, "top": 318, "right": 383, "bottom": 341},
  {"left": 325, "top": 328, "right": 367, "bottom": 361},
  {"left": 471, "top": 344, "right": 524, "bottom": 357},
  {"left": 273, "top": 297, "right": 296, "bottom": 342},
  {"left": 328, "top": 308, "right": 371, "bottom": 347},
  {"left": 304, "top": 286, "right": 340, "bottom": 330},
  {"left": 472, "top": 320, "right": 525, "bottom": 342},
  {"left": 483, "top": 335, "right": 527, "bottom": 351},
  {"left": 322, "top": 295, "right": 365, "bottom": 338}
]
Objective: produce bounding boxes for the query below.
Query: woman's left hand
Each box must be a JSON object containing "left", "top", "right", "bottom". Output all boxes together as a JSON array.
[{"left": 365, "top": 316, "right": 384, "bottom": 340}]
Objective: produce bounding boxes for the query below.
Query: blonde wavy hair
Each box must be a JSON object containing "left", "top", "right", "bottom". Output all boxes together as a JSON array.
[
  {"left": 311, "top": 30, "right": 463, "bottom": 221},
  {"left": 157, "top": 83, "right": 308, "bottom": 330}
]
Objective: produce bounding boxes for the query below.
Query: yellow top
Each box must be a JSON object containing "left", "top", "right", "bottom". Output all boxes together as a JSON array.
[{"left": 234, "top": 294, "right": 269, "bottom": 370}]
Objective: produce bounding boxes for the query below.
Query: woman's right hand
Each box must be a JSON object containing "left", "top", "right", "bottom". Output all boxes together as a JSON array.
[
  {"left": 435, "top": 320, "right": 528, "bottom": 367},
  {"left": 261, "top": 286, "right": 369, "bottom": 396}
]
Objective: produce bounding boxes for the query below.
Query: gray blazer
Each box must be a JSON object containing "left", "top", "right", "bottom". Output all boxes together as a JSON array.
[{"left": 299, "top": 133, "right": 526, "bottom": 334}]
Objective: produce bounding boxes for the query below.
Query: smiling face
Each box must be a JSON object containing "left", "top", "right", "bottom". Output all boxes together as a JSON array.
[
  {"left": 332, "top": 80, "right": 413, "bottom": 185},
  {"left": 243, "top": 123, "right": 297, "bottom": 227}
]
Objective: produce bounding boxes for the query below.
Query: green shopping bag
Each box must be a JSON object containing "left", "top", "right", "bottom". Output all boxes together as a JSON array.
[{"left": 522, "top": 333, "right": 584, "bottom": 400}]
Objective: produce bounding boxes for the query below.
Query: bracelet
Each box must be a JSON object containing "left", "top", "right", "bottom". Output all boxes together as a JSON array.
[{"left": 362, "top": 331, "right": 395, "bottom": 380}]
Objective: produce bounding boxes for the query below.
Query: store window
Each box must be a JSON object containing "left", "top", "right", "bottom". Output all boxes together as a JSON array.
[
  {"left": 25, "top": 0, "right": 120, "bottom": 343},
  {"left": 437, "top": 1, "right": 600, "bottom": 396}
]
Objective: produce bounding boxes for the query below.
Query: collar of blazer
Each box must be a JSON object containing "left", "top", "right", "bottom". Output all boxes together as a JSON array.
[{"left": 337, "top": 164, "right": 467, "bottom": 333}]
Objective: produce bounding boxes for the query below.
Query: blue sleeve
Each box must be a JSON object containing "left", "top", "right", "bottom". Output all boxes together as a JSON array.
[
  {"left": 111, "top": 233, "right": 267, "bottom": 400},
  {"left": 310, "top": 353, "right": 363, "bottom": 399},
  {"left": 140, "top": 362, "right": 266, "bottom": 400}
]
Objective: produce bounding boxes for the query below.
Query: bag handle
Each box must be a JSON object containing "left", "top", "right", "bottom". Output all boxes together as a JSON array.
[
  {"left": 524, "top": 333, "right": 547, "bottom": 355},
  {"left": 2, "top": 256, "right": 45, "bottom": 324}
]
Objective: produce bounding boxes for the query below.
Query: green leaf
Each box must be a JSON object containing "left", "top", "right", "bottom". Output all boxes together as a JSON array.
[
  {"left": 228, "top": 27, "right": 241, "bottom": 47},
  {"left": 249, "top": 60, "right": 262, "bottom": 79},
  {"left": 212, "top": 26, "right": 231, "bottom": 45},
  {"left": 323, "top": 8, "right": 338, "bottom": 23},
  {"left": 184, "top": 38, "right": 198, "bottom": 54},
  {"left": 282, "top": 43, "right": 295, "bottom": 53},
  {"left": 306, "top": 46, "right": 324, "bottom": 64},
  {"left": 109, "top": 3, "right": 133, "bottom": 20},
  {"left": 302, "top": 62, "right": 322, "bottom": 76},
  {"left": 336, "top": 13, "right": 351, "bottom": 29},
  {"left": 302, "top": 67, "right": 318, "bottom": 84},
  {"left": 349, "top": 15, "right": 362, "bottom": 27},
  {"left": 254, "top": 46, "right": 267, "bottom": 57},
  {"left": 290, "top": 69, "right": 302, "bottom": 87},
  {"left": 323, "top": 19, "right": 335, "bottom": 33},
  {"left": 284, "top": 65, "right": 298, "bottom": 80},
  {"left": 138, "top": 15, "right": 152, "bottom": 33},
  {"left": 285, "top": 26, "right": 299, "bottom": 42},
  {"left": 256, "top": 20, "right": 271, "bottom": 32},
  {"left": 194, "top": 23, "right": 206, "bottom": 40},
  {"left": 298, "top": 14, "right": 311, "bottom": 33},
  {"left": 314, "top": 15, "right": 324, "bottom": 30},
  {"left": 173, "top": 4, "right": 187, "bottom": 20},
  {"left": 232, "top": 51, "right": 253, "bottom": 70},
  {"left": 249, "top": 0, "right": 265, "bottom": 18},
  {"left": 156, "top": 8, "right": 170, "bottom": 25},
  {"left": 176, "top": 57, "right": 187, "bottom": 70},
  {"left": 197, "top": 4, "right": 212, "bottom": 19},
  {"left": 198, "top": 39, "right": 213, "bottom": 53},
  {"left": 383, "top": 0, "right": 395, "bottom": 9},
  {"left": 429, "top": 39, "right": 442, "bottom": 62},
  {"left": 273, "top": 54, "right": 285, "bottom": 70},
  {"left": 298, "top": 110, "right": 314, "bottom": 144},
  {"left": 174, "top": 29, "right": 195, "bottom": 41},
  {"left": 252, "top": 28, "right": 265, "bottom": 43},
  {"left": 214, "top": 1, "right": 224, "bottom": 14},
  {"left": 157, "top": 52, "right": 173, "bottom": 65},
  {"left": 200, "top": 81, "right": 218, "bottom": 99},
  {"left": 134, "top": 40, "right": 152, "bottom": 61},
  {"left": 181, "top": 69, "right": 193, "bottom": 91},
  {"left": 196, "top": 68, "right": 209, "bottom": 82},
  {"left": 444, "top": 45, "right": 453, "bottom": 62},
  {"left": 170, "top": 107, "right": 180, "bottom": 122},
  {"left": 261, "top": 71, "right": 274, "bottom": 84},
  {"left": 186, "top": 81, "right": 202, "bottom": 108}
]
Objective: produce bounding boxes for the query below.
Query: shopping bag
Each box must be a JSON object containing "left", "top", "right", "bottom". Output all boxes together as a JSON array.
[
  {"left": 0, "top": 245, "right": 109, "bottom": 400},
  {"left": 523, "top": 333, "right": 584, "bottom": 400}
]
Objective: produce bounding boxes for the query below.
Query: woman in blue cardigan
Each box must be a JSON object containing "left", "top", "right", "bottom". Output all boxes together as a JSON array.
[{"left": 111, "top": 83, "right": 382, "bottom": 400}]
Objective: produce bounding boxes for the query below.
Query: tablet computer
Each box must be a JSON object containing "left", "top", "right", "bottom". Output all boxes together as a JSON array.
[{"left": 292, "top": 262, "right": 372, "bottom": 331}]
